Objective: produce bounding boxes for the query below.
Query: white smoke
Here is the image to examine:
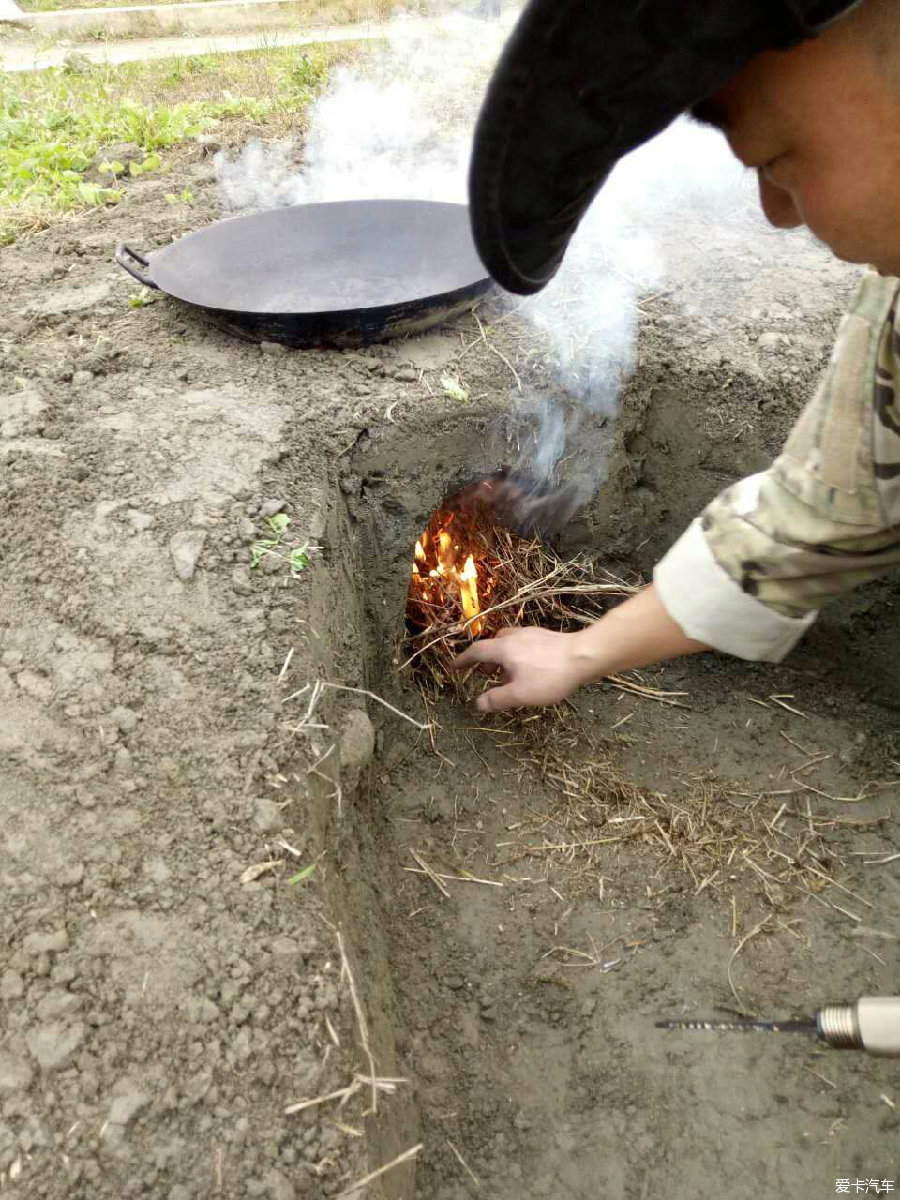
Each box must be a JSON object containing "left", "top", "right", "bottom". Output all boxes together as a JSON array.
[
  {"left": 216, "top": 8, "right": 753, "bottom": 488},
  {"left": 512, "top": 119, "right": 749, "bottom": 490},
  {"left": 216, "top": 12, "right": 509, "bottom": 209}
]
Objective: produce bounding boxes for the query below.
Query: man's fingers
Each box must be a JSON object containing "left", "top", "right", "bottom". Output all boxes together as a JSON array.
[
  {"left": 475, "top": 683, "right": 522, "bottom": 713},
  {"left": 451, "top": 636, "right": 512, "bottom": 671}
]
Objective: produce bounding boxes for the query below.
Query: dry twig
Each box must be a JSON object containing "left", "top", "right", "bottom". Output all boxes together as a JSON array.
[
  {"left": 334, "top": 927, "right": 379, "bottom": 1116},
  {"left": 447, "top": 1139, "right": 480, "bottom": 1188},
  {"left": 337, "top": 1144, "right": 423, "bottom": 1198}
]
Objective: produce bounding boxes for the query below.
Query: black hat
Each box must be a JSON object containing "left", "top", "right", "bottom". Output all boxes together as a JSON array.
[{"left": 470, "top": 0, "right": 864, "bottom": 295}]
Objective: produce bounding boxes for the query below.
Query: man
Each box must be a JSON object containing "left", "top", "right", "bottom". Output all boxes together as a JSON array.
[{"left": 455, "top": 0, "right": 900, "bottom": 712}]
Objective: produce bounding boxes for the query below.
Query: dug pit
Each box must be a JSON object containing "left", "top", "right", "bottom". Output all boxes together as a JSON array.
[{"left": 321, "top": 392, "right": 900, "bottom": 1198}]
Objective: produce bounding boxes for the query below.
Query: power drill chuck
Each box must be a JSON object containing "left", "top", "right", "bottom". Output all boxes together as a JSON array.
[{"left": 817, "top": 998, "right": 900, "bottom": 1057}]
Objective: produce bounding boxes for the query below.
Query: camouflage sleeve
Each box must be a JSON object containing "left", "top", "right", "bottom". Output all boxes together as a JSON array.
[{"left": 654, "top": 270, "right": 900, "bottom": 662}]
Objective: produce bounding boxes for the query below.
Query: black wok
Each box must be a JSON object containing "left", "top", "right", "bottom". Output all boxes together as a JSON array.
[{"left": 115, "top": 199, "right": 492, "bottom": 347}]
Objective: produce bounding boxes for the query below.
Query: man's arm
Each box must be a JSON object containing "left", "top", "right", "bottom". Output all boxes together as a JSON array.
[
  {"left": 454, "top": 270, "right": 900, "bottom": 712},
  {"left": 452, "top": 585, "right": 707, "bottom": 713}
]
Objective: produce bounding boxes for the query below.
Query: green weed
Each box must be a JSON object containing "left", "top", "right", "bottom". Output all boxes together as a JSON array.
[
  {"left": 0, "top": 44, "right": 356, "bottom": 242},
  {"left": 164, "top": 187, "right": 194, "bottom": 205},
  {"left": 249, "top": 513, "right": 310, "bottom": 576},
  {"left": 128, "top": 288, "right": 157, "bottom": 307},
  {"left": 287, "top": 864, "right": 316, "bottom": 885},
  {"left": 440, "top": 373, "right": 470, "bottom": 403}
]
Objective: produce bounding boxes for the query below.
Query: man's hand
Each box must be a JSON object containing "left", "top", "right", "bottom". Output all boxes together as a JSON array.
[
  {"left": 450, "top": 584, "right": 709, "bottom": 713},
  {"left": 451, "top": 626, "right": 598, "bottom": 712}
]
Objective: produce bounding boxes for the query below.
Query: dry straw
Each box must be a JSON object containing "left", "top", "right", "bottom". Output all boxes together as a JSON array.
[
  {"left": 405, "top": 524, "right": 642, "bottom": 701},
  {"left": 404, "top": 517, "right": 884, "bottom": 926},
  {"left": 486, "top": 707, "right": 884, "bottom": 926}
]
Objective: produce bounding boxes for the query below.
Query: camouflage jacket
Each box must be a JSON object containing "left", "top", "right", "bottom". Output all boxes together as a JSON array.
[{"left": 654, "top": 271, "right": 900, "bottom": 661}]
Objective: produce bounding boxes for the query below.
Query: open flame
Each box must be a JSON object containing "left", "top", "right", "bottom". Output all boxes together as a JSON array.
[
  {"left": 408, "top": 504, "right": 493, "bottom": 639},
  {"left": 406, "top": 470, "right": 575, "bottom": 651}
]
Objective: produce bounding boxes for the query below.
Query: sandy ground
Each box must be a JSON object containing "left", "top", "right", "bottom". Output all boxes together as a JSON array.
[{"left": 1, "top": 144, "right": 898, "bottom": 1199}]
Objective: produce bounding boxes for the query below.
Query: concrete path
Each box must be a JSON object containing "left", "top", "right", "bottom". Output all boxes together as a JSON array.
[
  {"left": 18, "top": 0, "right": 382, "bottom": 39},
  {"left": 0, "top": 19, "right": 384, "bottom": 70}
]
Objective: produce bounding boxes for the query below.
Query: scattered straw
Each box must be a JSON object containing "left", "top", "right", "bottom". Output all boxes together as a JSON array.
[
  {"left": 727, "top": 915, "right": 776, "bottom": 1008},
  {"left": 318, "top": 682, "right": 431, "bottom": 731},
  {"left": 447, "top": 1139, "right": 480, "bottom": 1188},
  {"left": 403, "top": 864, "right": 503, "bottom": 889},
  {"left": 606, "top": 674, "right": 691, "bottom": 710},
  {"left": 289, "top": 679, "right": 430, "bottom": 733},
  {"left": 409, "top": 849, "right": 451, "bottom": 899},
  {"left": 284, "top": 1074, "right": 406, "bottom": 1117},
  {"left": 333, "top": 926, "right": 379, "bottom": 1116},
  {"left": 473, "top": 311, "right": 522, "bottom": 391},
  {"left": 239, "top": 859, "right": 284, "bottom": 885},
  {"left": 479, "top": 707, "right": 858, "bottom": 919},
  {"left": 277, "top": 646, "right": 295, "bottom": 683},
  {"left": 337, "top": 1144, "right": 423, "bottom": 1198},
  {"left": 804, "top": 1066, "right": 837, "bottom": 1090},
  {"left": 863, "top": 851, "right": 900, "bottom": 865}
]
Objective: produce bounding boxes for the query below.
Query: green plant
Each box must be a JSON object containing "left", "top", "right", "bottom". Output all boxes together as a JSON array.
[
  {"left": 128, "top": 288, "right": 157, "bottom": 307},
  {"left": 164, "top": 187, "right": 194, "bottom": 205},
  {"left": 249, "top": 513, "right": 311, "bottom": 575},
  {"left": 287, "top": 864, "right": 316, "bottom": 885},
  {"left": 0, "top": 79, "right": 206, "bottom": 226},
  {"left": 441, "top": 373, "right": 470, "bottom": 403},
  {"left": 281, "top": 53, "right": 329, "bottom": 107},
  {"left": 0, "top": 43, "right": 359, "bottom": 242}
]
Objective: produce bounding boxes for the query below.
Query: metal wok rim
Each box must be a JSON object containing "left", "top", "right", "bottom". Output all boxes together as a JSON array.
[{"left": 132, "top": 200, "right": 492, "bottom": 318}]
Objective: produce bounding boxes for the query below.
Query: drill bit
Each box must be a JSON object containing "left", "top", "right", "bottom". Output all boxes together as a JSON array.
[
  {"left": 658, "top": 998, "right": 900, "bottom": 1055},
  {"left": 656, "top": 1017, "right": 818, "bottom": 1034}
]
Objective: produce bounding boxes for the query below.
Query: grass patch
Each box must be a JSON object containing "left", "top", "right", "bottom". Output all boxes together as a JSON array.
[
  {"left": 20, "top": 0, "right": 398, "bottom": 15},
  {"left": 0, "top": 41, "right": 365, "bottom": 242}
]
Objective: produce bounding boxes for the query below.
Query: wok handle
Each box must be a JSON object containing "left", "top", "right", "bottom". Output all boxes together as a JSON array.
[{"left": 115, "top": 244, "right": 159, "bottom": 289}]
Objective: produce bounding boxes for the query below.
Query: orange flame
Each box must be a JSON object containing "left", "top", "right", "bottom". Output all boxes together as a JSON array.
[
  {"left": 457, "top": 554, "right": 483, "bottom": 636},
  {"left": 407, "top": 508, "right": 489, "bottom": 639}
]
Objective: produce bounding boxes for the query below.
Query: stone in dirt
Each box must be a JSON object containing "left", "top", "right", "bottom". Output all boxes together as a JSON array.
[
  {"left": 36, "top": 988, "right": 83, "bottom": 1021},
  {"left": 263, "top": 1169, "right": 296, "bottom": 1200},
  {"left": 232, "top": 565, "right": 254, "bottom": 594},
  {"left": 169, "top": 530, "right": 208, "bottom": 581},
  {"left": 0, "top": 970, "right": 24, "bottom": 1000},
  {"left": 108, "top": 1082, "right": 150, "bottom": 1126},
  {"left": 340, "top": 710, "right": 375, "bottom": 776},
  {"left": 23, "top": 929, "right": 69, "bottom": 956},
  {"left": 26, "top": 1021, "right": 84, "bottom": 1071},
  {"left": 0, "top": 388, "right": 45, "bottom": 438},
  {"left": 0, "top": 1052, "right": 33, "bottom": 1094},
  {"left": 253, "top": 797, "right": 283, "bottom": 833},
  {"left": 259, "top": 498, "right": 286, "bottom": 518},
  {"left": 127, "top": 509, "right": 154, "bottom": 531}
]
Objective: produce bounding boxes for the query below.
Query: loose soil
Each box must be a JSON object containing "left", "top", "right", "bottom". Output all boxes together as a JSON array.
[{"left": 1, "top": 141, "right": 898, "bottom": 1200}]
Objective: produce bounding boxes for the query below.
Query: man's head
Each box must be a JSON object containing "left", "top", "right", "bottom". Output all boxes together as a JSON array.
[
  {"left": 470, "top": 0, "right": 900, "bottom": 293},
  {"left": 693, "top": 0, "right": 900, "bottom": 275}
]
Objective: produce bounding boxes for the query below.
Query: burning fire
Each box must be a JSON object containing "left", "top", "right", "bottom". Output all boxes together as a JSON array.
[{"left": 408, "top": 505, "right": 495, "bottom": 639}]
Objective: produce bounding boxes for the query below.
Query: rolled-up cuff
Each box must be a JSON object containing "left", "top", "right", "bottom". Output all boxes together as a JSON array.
[{"left": 653, "top": 519, "right": 817, "bottom": 662}]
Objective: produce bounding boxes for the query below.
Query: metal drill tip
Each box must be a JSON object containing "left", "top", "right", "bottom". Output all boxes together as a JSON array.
[{"left": 656, "top": 1017, "right": 818, "bottom": 1034}]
